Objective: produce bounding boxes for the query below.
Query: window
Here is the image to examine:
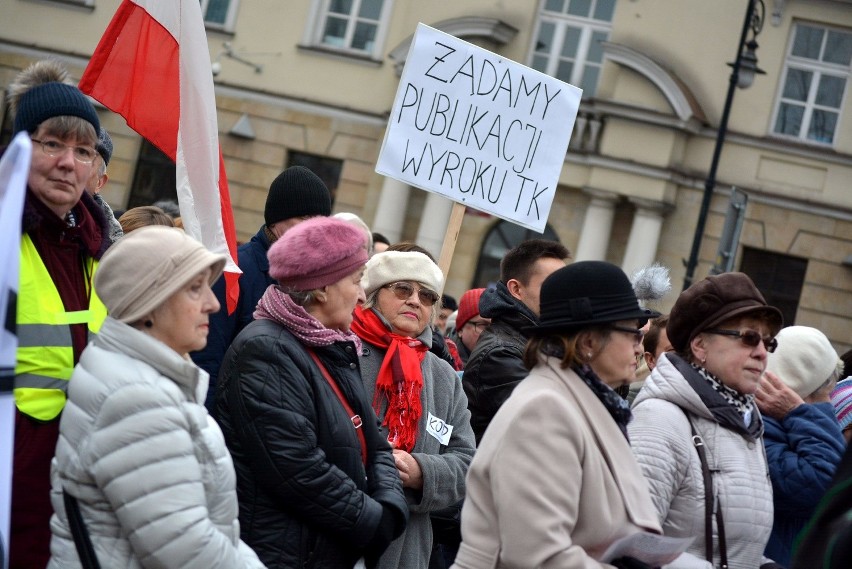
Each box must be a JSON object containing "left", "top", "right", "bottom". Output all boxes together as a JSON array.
[
  {"left": 201, "top": 0, "right": 239, "bottom": 31},
  {"left": 529, "top": 0, "right": 616, "bottom": 98},
  {"left": 772, "top": 23, "right": 851, "bottom": 145},
  {"left": 739, "top": 247, "right": 807, "bottom": 328},
  {"left": 472, "top": 220, "right": 562, "bottom": 287},
  {"left": 128, "top": 140, "right": 177, "bottom": 210},
  {"left": 287, "top": 151, "right": 343, "bottom": 206},
  {"left": 313, "top": 0, "right": 390, "bottom": 58}
]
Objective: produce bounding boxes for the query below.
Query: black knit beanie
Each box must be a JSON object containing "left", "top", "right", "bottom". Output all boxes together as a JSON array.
[
  {"left": 264, "top": 166, "right": 332, "bottom": 226},
  {"left": 14, "top": 82, "right": 100, "bottom": 135}
]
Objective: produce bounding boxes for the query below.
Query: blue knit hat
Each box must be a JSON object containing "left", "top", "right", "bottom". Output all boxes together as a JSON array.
[
  {"left": 13, "top": 82, "right": 100, "bottom": 135},
  {"left": 96, "top": 128, "right": 113, "bottom": 166}
]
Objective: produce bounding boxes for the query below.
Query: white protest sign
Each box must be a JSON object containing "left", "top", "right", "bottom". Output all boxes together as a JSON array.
[{"left": 377, "top": 23, "right": 582, "bottom": 233}]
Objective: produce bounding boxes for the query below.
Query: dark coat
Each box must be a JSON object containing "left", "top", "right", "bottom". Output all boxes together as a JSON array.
[
  {"left": 216, "top": 319, "right": 408, "bottom": 569},
  {"left": 763, "top": 401, "right": 845, "bottom": 566},
  {"left": 192, "top": 227, "right": 276, "bottom": 408},
  {"left": 462, "top": 282, "right": 537, "bottom": 443}
]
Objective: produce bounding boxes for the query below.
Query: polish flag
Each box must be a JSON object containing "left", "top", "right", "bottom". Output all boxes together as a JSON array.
[{"left": 80, "top": 0, "right": 240, "bottom": 313}]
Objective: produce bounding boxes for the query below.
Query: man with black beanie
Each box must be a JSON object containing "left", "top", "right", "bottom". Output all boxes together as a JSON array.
[{"left": 192, "top": 165, "right": 332, "bottom": 408}]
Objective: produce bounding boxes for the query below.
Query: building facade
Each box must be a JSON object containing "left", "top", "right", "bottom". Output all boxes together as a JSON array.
[{"left": 2, "top": 0, "right": 850, "bottom": 352}]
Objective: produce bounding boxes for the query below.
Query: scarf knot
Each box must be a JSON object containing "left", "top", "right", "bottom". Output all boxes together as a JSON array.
[{"left": 351, "top": 306, "right": 427, "bottom": 451}]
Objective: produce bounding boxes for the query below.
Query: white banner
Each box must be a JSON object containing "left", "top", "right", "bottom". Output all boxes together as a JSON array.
[
  {"left": 377, "top": 23, "right": 582, "bottom": 233},
  {"left": 0, "top": 133, "right": 31, "bottom": 569}
]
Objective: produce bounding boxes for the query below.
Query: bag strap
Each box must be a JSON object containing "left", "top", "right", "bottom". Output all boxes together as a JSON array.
[
  {"left": 307, "top": 349, "right": 368, "bottom": 465},
  {"left": 62, "top": 488, "right": 101, "bottom": 569},
  {"left": 687, "top": 416, "right": 728, "bottom": 569}
]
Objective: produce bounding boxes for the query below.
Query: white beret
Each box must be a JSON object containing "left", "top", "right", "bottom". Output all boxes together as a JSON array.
[
  {"left": 362, "top": 251, "right": 444, "bottom": 296},
  {"left": 766, "top": 326, "right": 843, "bottom": 398}
]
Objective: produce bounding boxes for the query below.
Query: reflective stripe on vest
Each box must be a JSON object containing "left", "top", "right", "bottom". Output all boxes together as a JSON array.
[{"left": 14, "top": 234, "right": 107, "bottom": 421}]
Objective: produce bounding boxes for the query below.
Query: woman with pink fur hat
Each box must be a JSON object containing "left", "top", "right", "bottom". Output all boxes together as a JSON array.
[{"left": 216, "top": 217, "right": 408, "bottom": 569}]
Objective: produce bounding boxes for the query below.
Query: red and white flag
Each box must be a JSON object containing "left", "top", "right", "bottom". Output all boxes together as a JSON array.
[{"left": 80, "top": 0, "right": 241, "bottom": 312}]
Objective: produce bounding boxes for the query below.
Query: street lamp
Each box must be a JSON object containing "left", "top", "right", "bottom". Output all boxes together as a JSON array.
[{"left": 682, "top": 0, "right": 766, "bottom": 291}]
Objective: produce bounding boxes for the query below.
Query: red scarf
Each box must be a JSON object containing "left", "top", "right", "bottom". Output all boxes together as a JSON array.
[{"left": 351, "top": 306, "right": 428, "bottom": 452}]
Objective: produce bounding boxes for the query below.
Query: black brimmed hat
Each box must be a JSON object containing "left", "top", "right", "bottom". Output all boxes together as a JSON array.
[{"left": 527, "top": 261, "right": 660, "bottom": 336}]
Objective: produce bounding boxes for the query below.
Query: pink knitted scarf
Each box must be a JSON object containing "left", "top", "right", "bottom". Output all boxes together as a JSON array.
[{"left": 254, "top": 285, "right": 362, "bottom": 351}]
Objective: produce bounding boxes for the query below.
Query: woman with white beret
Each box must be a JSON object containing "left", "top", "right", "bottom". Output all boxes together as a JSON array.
[
  {"left": 756, "top": 325, "right": 846, "bottom": 566},
  {"left": 351, "top": 251, "right": 476, "bottom": 569}
]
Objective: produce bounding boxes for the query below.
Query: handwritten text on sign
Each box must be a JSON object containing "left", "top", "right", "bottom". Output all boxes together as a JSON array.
[{"left": 376, "top": 24, "right": 582, "bottom": 233}]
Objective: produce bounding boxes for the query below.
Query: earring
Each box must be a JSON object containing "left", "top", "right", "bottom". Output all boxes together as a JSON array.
[
  {"left": 144, "top": 320, "right": 153, "bottom": 328},
  {"left": 587, "top": 352, "right": 593, "bottom": 360}
]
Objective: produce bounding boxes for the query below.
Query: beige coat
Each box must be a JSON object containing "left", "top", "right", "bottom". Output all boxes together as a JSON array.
[{"left": 452, "top": 356, "right": 661, "bottom": 569}]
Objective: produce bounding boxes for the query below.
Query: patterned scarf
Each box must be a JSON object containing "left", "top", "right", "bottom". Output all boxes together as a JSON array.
[
  {"left": 350, "top": 306, "right": 428, "bottom": 452},
  {"left": 254, "top": 285, "right": 362, "bottom": 350},
  {"left": 694, "top": 363, "right": 755, "bottom": 420},
  {"left": 541, "top": 343, "right": 633, "bottom": 440}
]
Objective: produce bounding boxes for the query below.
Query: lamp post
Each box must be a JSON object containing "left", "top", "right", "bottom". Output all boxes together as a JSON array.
[{"left": 682, "top": 0, "right": 766, "bottom": 290}]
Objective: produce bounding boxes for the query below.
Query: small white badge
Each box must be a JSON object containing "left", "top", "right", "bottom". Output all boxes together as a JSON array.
[{"left": 426, "top": 412, "right": 453, "bottom": 445}]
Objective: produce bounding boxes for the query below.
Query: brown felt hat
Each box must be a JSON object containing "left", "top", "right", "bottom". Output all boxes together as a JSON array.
[{"left": 667, "top": 272, "right": 783, "bottom": 353}]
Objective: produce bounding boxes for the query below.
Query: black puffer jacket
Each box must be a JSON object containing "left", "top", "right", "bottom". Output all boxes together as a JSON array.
[
  {"left": 217, "top": 319, "right": 408, "bottom": 569},
  {"left": 462, "top": 282, "right": 538, "bottom": 443}
]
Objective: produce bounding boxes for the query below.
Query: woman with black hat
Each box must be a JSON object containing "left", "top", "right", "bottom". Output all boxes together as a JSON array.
[
  {"left": 452, "top": 261, "right": 663, "bottom": 568},
  {"left": 629, "top": 272, "right": 784, "bottom": 569}
]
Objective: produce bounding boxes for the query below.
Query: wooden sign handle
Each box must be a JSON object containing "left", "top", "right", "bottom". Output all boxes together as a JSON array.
[{"left": 437, "top": 202, "right": 466, "bottom": 291}]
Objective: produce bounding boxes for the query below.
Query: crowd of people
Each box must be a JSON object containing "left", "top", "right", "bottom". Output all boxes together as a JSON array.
[{"left": 6, "top": 58, "right": 852, "bottom": 569}]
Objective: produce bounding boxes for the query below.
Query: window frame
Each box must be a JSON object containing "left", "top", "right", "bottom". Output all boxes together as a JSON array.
[
  {"left": 201, "top": 0, "right": 240, "bottom": 32},
  {"left": 527, "top": 0, "right": 616, "bottom": 98},
  {"left": 306, "top": 0, "right": 392, "bottom": 60},
  {"left": 769, "top": 21, "right": 851, "bottom": 147}
]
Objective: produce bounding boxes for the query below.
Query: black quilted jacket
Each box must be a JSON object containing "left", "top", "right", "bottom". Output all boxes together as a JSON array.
[{"left": 216, "top": 319, "right": 408, "bottom": 569}]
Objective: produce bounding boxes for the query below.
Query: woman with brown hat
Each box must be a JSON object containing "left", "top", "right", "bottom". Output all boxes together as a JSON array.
[
  {"left": 48, "top": 226, "right": 264, "bottom": 568},
  {"left": 216, "top": 217, "right": 408, "bottom": 569},
  {"left": 352, "top": 250, "right": 476, "bottom": 569},
  {"left": 452, "top": 261, "right": 664, "bottom": 569},
  {"left": 629, "top": 272, "right": 784, "bottom": 569}
]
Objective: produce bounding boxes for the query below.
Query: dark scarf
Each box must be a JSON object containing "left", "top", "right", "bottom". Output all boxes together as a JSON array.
[
  {"left": 351, "top": 306, "right": 428, "bottom": 452},
  {"left": 541, "top": 342, "right": 633, "bottom": 440}
]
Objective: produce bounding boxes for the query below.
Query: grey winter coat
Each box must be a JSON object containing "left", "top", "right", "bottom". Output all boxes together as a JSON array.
[
  {"left": 48, "top": 317, "right": 264, "bottom": 569},
  {"left": 360, "top": 323, "right": 476, "bottom": 569}
]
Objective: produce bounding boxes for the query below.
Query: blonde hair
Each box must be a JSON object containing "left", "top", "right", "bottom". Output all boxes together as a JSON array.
[{"left": 119, "top": 206, "right": 175, "bottom": 234}]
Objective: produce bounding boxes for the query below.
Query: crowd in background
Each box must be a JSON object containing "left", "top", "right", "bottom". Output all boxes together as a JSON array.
[{"left": 6, "top": 58, "right": 852, "bottom": 569}]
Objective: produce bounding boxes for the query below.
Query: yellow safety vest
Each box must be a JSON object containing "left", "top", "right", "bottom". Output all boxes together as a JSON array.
[{"left": 14, "top": 234, "right": 107, "bottom": 421}]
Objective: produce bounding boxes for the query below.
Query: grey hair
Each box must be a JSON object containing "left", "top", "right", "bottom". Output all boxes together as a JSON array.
[{"left": 287, "top": 289, "right": 323, "bottom": 307}]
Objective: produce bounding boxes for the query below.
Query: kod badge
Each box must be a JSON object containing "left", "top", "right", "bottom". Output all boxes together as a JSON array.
[{"left": 426, "top": 412, "right": 453, "bottom": 445}]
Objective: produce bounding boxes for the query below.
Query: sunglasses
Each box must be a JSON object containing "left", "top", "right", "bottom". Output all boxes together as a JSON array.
[
  {"left": 384, "top": 282, "right": 440, "bottom": 307},
  {"left": 609, "top": 325, "right": 645, "bottom": 345},
  {"left": 705, "top": 329, "right": 778, "bottom": 353}
]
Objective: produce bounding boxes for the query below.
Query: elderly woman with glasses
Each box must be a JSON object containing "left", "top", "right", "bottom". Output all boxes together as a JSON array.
[
  {"left": 351, "top": 251, "right": 476, "bottom": 569},
  {"left": 629, "top": 272, "right": 785, "bottom": 569},
  {"left": 452, "top": 261, "right": 664, "bottom": 569}
]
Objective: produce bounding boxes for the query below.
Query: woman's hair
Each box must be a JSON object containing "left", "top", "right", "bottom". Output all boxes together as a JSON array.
[
  {"left": 119, "top": 206, "right": 175, "bottom": 234},
  {"left": 287, "top": 289, "right": 322, "bottom": 307},
  {"left": 523, "top": 325, "right": 611, "bottom": 370}
]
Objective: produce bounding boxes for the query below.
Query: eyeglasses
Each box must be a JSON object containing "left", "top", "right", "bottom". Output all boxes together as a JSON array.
[
  {"left": 384, "top": 282, "right": 440, "bottom": 307},
  {"left": 609, "top": 325, "right": 645, "bottom": 345},
  {"left": 705, "top": 329, "right": 777, "bottom": 353},
  {"left": 465, "top": 320, "right": 490, "bottom": 333},
  {"left": 31, "top": 138, "right": 98, "bottom": 164}
]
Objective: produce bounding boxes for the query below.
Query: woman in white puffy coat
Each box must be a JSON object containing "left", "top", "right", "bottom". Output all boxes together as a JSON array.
[
  {"left": 629, "top": 273, "right": 784, "bottom": 569},
  {"left": 48, "top": 226, "right": 265, "bottom": 569}
]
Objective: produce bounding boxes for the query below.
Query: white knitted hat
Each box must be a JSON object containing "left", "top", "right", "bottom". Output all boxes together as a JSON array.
[
  {"left": 766, "top": 326, "right": 843, "bottom": 398},
  {"left": 362, "top": 251, "right": 444, "bottom": 296}
]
